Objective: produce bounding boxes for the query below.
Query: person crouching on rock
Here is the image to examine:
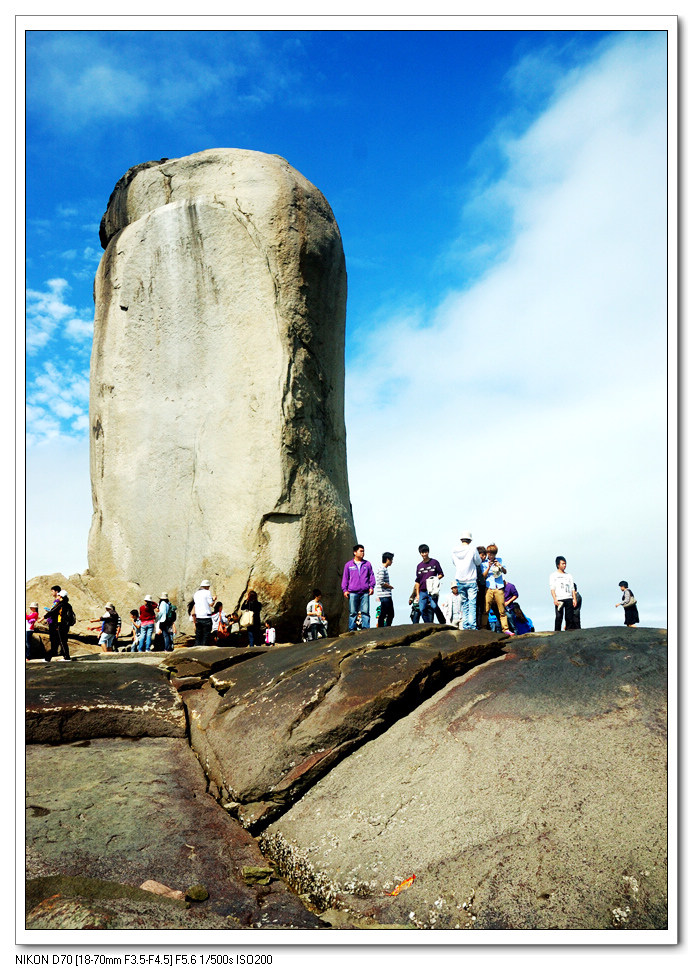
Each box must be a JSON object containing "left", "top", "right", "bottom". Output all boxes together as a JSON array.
[
  {"left": 211, "top": 601, "right": 228, "bottom": 645},
  {"left": 128, "top": 610, "right": 140, "bottom": 652},
  {"left": 137, "top": 596, "right": 157, "bottom": 652}
]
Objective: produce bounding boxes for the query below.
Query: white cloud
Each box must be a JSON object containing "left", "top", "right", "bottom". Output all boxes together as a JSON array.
[
  {"left": 25, "top": 278, "right": 73, "bottom": 352},
  {"left": 26, "top": 31, "right": 307, "bottom": 133},
  {"left": 345, "top": 33, "right": 668, "bottom": 631},
  {"left": 64, "top": 316, "right": 94, "bottom": 343},
  {"left": 27, "top": 361, "right": 90, "bottom": 447},
  {"left": 26, "top": 278, "right": 94, "bottom": 355}
]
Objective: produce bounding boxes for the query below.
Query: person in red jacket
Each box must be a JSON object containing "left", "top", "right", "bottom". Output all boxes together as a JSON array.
[{"left": 137, "top": 595, "right": 157, "bottom": 652}]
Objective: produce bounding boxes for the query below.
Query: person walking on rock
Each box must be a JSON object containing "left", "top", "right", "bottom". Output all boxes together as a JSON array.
[
  {"left": 192, "top": 580, "right": 215, "bottom": 646},
  {"left": 88, "top": 603, "right": 121, "bottom": 652},
  {"left": 342, "top": 544, "right": 376, "bottom": 631},
  {"left": 616, "top": 581, "right": 639, "bottom": 626},
  {"left": 375, "top": 552, "right": 395, "bottom": 627},
  {"left": 549, "top": 556, "right": 578, "bottom": 631},
  {"left": 451, "top": 532, "right": 482, "bottom": 630},
  {"left": 44, "top": 589, "right": 74, "bottom": 661}
]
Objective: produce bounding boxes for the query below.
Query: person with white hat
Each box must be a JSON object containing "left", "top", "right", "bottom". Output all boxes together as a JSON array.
[
  {"left": 42, "top": 589, "right": 74, "bottom": 660},
  {"left": 192, "top": 580, "right": 215, "bottom": 646},
  {"left": 88, "top": 603, "right": 122, "bottom": 652},
  {"left": 137, "top": 595, "right": 158, "bottom": 652},
  {"left": 451, "top": 531, "right": 482, "bottom": 630}
]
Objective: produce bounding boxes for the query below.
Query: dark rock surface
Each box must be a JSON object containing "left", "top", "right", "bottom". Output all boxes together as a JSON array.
[
  {"left": 181, "top": 625, "right": 507, "bottom": 828},
  {"left": 26, "top": 659, "right": 186, "bottom": 743},
  {"left": 26, "top": 738, "right": 325, "bottom": 929},
  {"left": 26, "top": 876, "right": 240, "bottom": 930},
  {"left": 260, "top": 627, "right": 668, "bottom": 930},
  {"left": 161, "top": 644, "right": 266, "bottom": 683}
]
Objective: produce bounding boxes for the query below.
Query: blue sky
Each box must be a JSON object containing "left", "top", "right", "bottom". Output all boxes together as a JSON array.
[{"left": 24, "top": 25, "right": 671, "bottom": 631}]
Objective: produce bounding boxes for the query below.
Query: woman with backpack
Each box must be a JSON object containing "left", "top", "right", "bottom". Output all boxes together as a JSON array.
[{"left": 156, "top": 592, "right": 176, "bottom": 653}]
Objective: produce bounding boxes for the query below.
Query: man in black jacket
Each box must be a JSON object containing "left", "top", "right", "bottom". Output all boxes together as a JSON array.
[{"left": 43, "top": 588, "right": 74, "bottom": 661}]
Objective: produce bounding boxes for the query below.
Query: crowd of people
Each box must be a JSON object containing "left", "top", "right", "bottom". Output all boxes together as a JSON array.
[
  {"left": 337, "top": 533, "right": 639, "bottom": 636},
  {"left": 25, "top": 541, "right": 639, "bottom": 660},
  {"left": 339, "top": 536, "right": 536, "bottom": 636}
]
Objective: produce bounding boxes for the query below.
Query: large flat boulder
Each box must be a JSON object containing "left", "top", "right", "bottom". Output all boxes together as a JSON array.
[
  {"left": 260, "top": 627, "right": 668, "bottom": 930},
  {"left": 26, "top": 737, "right": 324, "bottom": 929},
  {"left": 26, "top": 659, "right": 186, "bottom": 742},
  {"left": 182, "top": 624, "right": 507, "bottom": 828}
]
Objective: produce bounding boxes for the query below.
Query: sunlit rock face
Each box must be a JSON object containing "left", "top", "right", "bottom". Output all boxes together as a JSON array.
[{"left": 87, "top": 148, "right": 355, "bottom": 634}]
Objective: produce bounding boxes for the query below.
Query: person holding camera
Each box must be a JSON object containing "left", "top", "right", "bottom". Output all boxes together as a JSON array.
[{"left": 482, "top": 544, "right": 512, "bottom": 635}]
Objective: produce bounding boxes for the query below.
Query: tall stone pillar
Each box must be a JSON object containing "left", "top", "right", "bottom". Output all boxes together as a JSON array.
[{"left": 86, "top": 149, "right": 355, "bottom": 635}]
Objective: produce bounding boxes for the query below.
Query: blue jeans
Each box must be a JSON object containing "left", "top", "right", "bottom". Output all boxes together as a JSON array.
[
  {"left": 419, "top": 590, "right": 446, "bottom": 624},
  {"left": 138, "top": 623, "right": 154, "bottom": 652},
  {"left": 160, "top": 625, "right": 173, "bottom": 653},
  {"left": 348, "top": 591, "right": 370, "bottom": 630},
  {"left": 457, "top": 579, "right": 478, "bottom": 629}
]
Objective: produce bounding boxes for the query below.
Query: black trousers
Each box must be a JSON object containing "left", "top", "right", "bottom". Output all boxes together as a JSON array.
[
  {"left": 47, "top": 624, "right": 71, "bottom": 659},
  {"left": 554, "top": 599, "right": 576, "bottom": 631},
  {"left": 195, "top": 617, "right": 213, "bottom": 646},
  {"left": 377, "top": 596, "right": 394, "bottom": 627}
]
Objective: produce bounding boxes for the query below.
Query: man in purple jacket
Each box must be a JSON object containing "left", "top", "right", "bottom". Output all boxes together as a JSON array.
[{"left": 342, "top": 544, "right": 376, "bottom": 631}]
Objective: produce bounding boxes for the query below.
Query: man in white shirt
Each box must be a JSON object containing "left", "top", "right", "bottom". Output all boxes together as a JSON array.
[
  {"left": 549, "top": 556, "right": 578, "bottom": 631},
  {"left": 192, "top": 579, "right": 215, "bottom": 646},
  {"left": 451, "top": 531, "right": 482, "bottom": 629}
]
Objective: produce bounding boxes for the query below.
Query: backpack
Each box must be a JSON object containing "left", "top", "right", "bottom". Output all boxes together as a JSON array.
[
  {"left": 166, "top": 602, "right": 177, "bottom": 624},
  {"left": 65, "top": 604, "right": 76, "bottom": 627}
]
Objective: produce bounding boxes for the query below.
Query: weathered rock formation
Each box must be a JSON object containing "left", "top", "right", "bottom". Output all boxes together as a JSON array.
[
  {"left": 25, "top": 627, "right": 668, "bottom": 931},
  {"left": 85, "top": 148, "right": 355, "bottom": 633},
  {"left": 25, "top": 651, "right": 325, "bottom": 930},
  {"left": 173, "top": 625, "right": 507, "bottom": 830},
  {"left": 261, "top": 627, "right": 668, "bottom": 930}
]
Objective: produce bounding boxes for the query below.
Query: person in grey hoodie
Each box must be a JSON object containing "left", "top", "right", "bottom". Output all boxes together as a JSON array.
[{"left": 451, "top": 531, "right": 482, "bottom": 629}]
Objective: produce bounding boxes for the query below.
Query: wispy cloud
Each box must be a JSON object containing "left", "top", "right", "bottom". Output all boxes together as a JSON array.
[
  {"left": 26, "top": 30, "right": 310, "bottom": 133},
  {"left": 346, "top": 32, "right": 667, "bottom": 629},
  {"left": 26, "top": 278, "right": 94, "bottom": 354}
]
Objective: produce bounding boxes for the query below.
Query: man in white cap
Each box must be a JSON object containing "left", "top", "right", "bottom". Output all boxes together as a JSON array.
[
  {"left": 451, "top": 531, "right": 482, "bottom": 630},
  {"left": 193, "top": 580, "right": 214, "bottom": 646}
]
